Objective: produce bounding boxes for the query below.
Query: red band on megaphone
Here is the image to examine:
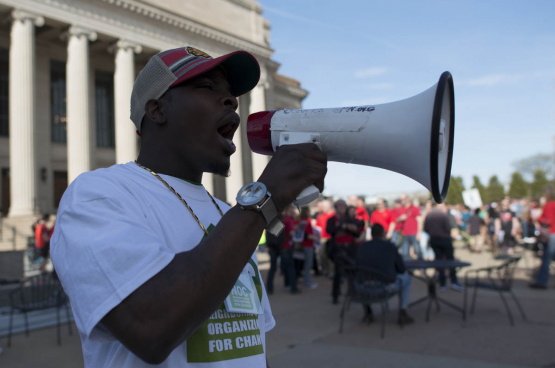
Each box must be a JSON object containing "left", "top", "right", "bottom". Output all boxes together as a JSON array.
[{"left": 247, "top": 110, "right": 276, "bottom": 155}]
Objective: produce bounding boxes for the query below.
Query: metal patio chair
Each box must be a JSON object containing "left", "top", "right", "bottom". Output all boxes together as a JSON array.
[
  {"left": 8, "top": 272, "right": 72, "bottom": 346},
  {"left": 340, "top": 265, "right": 403, "bottom": 338},
  {"left": 464, "top": 256, "right": 527, "bottom": 326}
]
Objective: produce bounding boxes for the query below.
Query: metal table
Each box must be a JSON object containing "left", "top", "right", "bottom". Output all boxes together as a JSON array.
[{"left": 405, "top": 260, "right": 471, "bottom": 322}]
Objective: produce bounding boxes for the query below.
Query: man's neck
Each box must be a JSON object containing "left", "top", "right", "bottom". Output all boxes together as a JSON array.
[{"left": 136, "top": 151, "right": 203, "bottom": 184}]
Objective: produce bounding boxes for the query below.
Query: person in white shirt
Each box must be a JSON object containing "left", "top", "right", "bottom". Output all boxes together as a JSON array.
[{"left": 51, "top": 46, "right": 327, "bottom": 367}]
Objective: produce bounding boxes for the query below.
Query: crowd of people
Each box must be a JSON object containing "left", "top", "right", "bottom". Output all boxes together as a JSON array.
[
  {"left": 30, "top": 189, "right": 555, "bottom": 297},
  {"left": 264, "top": 187, "right": 555, "bottom": 318}
]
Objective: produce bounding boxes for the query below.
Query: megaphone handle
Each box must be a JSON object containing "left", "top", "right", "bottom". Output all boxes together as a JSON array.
[{"left": 294, "top": 185, "right": 321, "bottom": 207}]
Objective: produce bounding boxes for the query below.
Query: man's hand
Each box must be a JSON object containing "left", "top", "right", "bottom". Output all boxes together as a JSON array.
[{"left": 257, "top": 143, "right": 327, "bottom": 212}]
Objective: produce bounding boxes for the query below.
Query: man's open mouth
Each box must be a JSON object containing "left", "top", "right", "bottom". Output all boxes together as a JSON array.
[{"left": 217, "top": 115, "right": 239, "bottom": 153}]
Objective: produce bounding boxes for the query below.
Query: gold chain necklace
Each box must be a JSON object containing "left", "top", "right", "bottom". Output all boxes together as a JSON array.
[{"left": 134, "top": 161, "right": 224, "bottom": 236}]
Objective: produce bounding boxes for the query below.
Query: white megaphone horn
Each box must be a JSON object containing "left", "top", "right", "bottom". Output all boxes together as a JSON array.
[{"left": 247, "top": 71, "right": 455, "bottom": 206}]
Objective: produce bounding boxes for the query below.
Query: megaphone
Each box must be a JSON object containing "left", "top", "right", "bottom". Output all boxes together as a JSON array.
[{"left": 247, "top": 71, "right": 454, "bottom": 206}]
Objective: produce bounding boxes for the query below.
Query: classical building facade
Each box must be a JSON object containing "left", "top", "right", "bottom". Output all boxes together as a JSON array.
[{"left": 0, "top": 0, "right": 308, "bottom": 218}]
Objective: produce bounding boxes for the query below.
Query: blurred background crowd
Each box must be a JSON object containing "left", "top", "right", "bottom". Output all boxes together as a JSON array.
[{"left": 262, "top": 186, "right": 555, "bottom": 303}]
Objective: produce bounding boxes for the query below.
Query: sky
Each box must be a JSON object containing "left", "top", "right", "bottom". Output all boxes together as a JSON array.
[{"left": 257, "top": 0, "right": 555, "bottom": 197}]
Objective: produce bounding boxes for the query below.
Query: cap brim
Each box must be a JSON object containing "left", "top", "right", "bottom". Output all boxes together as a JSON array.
[{"left": 170, "top": 51, "right": 260, "bottom": 97}]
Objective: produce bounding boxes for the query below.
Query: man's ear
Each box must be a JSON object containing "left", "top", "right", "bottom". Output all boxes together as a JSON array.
[{"left": 144, "top": 98, "right": 168, "bottom": 125}]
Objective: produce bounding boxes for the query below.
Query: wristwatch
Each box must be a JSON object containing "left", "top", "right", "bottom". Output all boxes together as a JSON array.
[{"left": 236, "top": 182, "right": 285, "bottom": 236}]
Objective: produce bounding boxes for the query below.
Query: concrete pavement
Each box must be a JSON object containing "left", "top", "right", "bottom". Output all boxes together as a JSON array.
[
  {"left": 264, "top": 245, "right": 554, "bottom": 367},
  {"left": 1, "top": 245, "right": 554, "bottom": 367}
]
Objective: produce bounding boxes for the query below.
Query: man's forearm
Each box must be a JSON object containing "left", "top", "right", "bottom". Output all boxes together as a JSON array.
[
  {"left": 102, "top": 205, "right": 266, "bottom": 364},
  {"left": 387, "top": 223, "right": 395, "bottom": 238}
]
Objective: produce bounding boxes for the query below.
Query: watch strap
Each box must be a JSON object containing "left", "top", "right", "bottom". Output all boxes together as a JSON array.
[
  {"left": 259, "top": 194, "right": 284, "bottom": 236},
  {"left": 266, "top": 217, "right": 285, "bottom": 237},
  {"left": 259, "top": 194, "right": 277, "bottom": 224}
]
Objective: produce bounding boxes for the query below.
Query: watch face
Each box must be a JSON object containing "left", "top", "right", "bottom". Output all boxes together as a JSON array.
[{"left": 237, "top": 182, "right": 267, "bottom": 206}]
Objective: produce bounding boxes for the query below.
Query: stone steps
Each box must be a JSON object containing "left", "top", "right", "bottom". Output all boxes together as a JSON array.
[{"left": 0, "top": 238, "right": 29, "bottom": 252}]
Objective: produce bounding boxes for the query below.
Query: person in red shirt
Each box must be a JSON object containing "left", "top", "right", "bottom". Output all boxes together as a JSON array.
[
  {"left": 34, "top": 214, "right": 51, "bottom": 272},
  {"left": 281, "top": 205, "right": 299, "bottom": 293},
  {"left": 311, "top": 200, "right": 324, "bottom": 221},
  {"left": 315, "top": 199, "right": 335, "bottom": 277},
  {"left": 370, "top": 199, "right": 394, "bottom": 237},
  {"left": 348, "top": 206, "right": 366, "bottom": 245},
  {"left": 530, "top": 187, "right": 555, "bottom": 289},
  {"left": 397, "top": 194, "right": 422, "bottom": 260},
  {"left": 350, "top": 195, "right": 370, "bottom": 241},
  {"left": 296, "top": 207, "right": 318, "bottom": 289},
  {"left": 327, "top": 199, "right": 362, "bottom": 304},
  {"left": 352, "top": 197, "right": 370, "bottom": 222}
]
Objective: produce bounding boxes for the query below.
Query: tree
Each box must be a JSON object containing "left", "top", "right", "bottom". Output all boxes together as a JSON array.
[
  {"left": 530, "top": 169, "right": 550, "bottom": 199},
  {"left": 512, "top": 153, "right": 554, "bottom": 180},
  {"left": 445, "top": 176, "right": 465, "bottom": 204},
  {"left": 472, "top": 176, "right": 488, "bottom": 204},
  {"left": 487, "top": 175, "right": 505, "bottom": 203},
  {"left": 508, "top": 172, "right": 529, "bottom": 199}
]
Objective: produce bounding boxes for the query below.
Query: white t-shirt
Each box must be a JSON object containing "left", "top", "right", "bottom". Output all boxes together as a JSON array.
[{"left": 51, "top": 162, "right": 275, "bottom": 367}]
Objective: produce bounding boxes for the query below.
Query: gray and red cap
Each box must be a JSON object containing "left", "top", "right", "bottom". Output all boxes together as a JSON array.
[{"left": 130, "top": 46, "right": 260, "bottom": 134}]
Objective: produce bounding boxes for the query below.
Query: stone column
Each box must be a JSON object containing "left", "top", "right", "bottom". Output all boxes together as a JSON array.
[
  {"left": 66, "top": 26, "right": 97, "bottom": 183},
  {"left": 249, "top": 67, "right": 269, "bottom": 181},
  {"left": 8, "top": 10, "right": 44, "bottom": 217},
  {"left": 225, "top": 104, "right": 244, "bottom": 205},
  {"left": 238, "top": 97, "right": 253, "bottom": 184},
  {"left": 114, "top": 40, "right": 142, "bottom": 164}
]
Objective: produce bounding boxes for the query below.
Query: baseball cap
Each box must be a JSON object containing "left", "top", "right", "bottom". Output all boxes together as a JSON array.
[{"left": 130, "top": 46, "right": 260, "bottom": 132}]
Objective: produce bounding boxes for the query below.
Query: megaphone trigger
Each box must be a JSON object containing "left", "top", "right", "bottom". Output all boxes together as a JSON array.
[
  {"left": 294, "top": 185, "right": 321, "bottom": 207},
  {"left": 279, "top": 132, "right": 322, "bottom": 150},
  {"left": 279, "top": 132, "right": 323, "bottom": 205}
]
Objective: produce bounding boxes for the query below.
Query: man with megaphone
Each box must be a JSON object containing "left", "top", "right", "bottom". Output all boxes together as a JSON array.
[{"left": 51, "top": 46, "right": 327, "bottom": 367}]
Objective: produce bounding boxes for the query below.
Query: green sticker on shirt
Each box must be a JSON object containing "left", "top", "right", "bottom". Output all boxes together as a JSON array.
[
  {"left": 187, "top": 224, "right": 265, "bottom": 363},
  {"left": 224, "top": 273, "right": 263, "bottom": 315},
  {"left": 187, "top": 305, "right": 264, "bottom": 362}
]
